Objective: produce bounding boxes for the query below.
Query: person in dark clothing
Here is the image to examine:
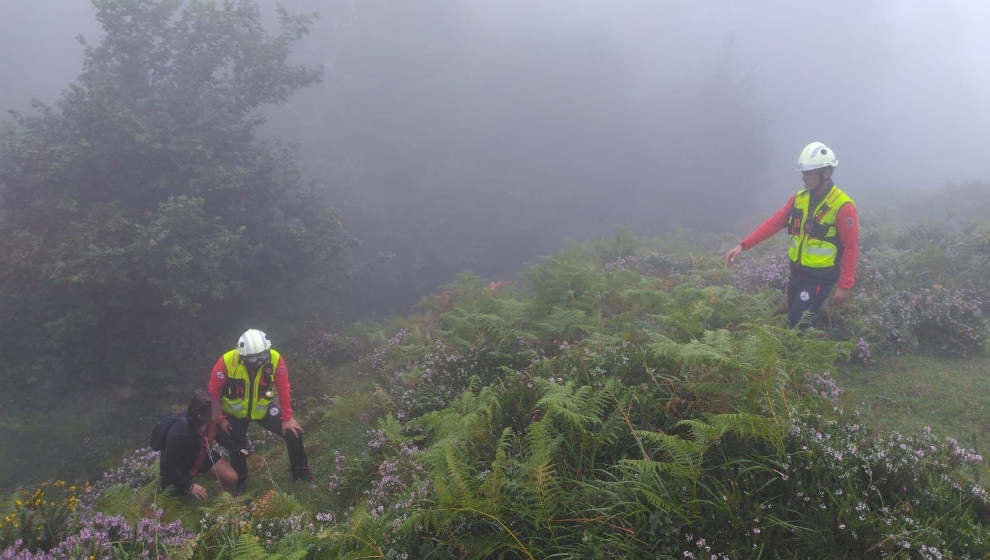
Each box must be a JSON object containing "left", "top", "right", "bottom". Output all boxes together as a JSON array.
[{"left": 160, "top": 392, "right": 238, "bottom": 499}]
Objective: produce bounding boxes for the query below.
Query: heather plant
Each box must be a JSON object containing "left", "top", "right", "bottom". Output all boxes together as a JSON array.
[
  {"left": 765, "top": 414, "right": 990, "bottom": 557},
  {"left": 856, "top": 284, "right": 986, "bottom": 355},
  {"left": 357, "top": 327, "right": 412, "bottom": 378},
  {"left": 0, "top": 504, "right": 192, "bottom": 560},
  {"left": 846, "top": 224, "right": 990, "bottom": 357},
  {"left": 731, "top": 251, "right": 790, "bottom": 294},
  {"left": 729, "top": 221, "right": 990, "bottom": 358},
  {"left": 322, "top": 416, "right": 430, "bottom": 527},
  {"left": 86, "top": 448, "right": 160, "bottom": 503}
]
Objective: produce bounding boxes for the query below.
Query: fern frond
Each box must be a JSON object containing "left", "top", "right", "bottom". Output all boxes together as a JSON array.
[
  {"left": 232, "top": 534, "right": 267, "bottom": 560},
  {"left": 708, "top": 412, "right": 785, "bottom": 451},
  {"left": 524, "top": 416, "right": 559, "bottom": 459},
  {"left": 678, "top": 338, "right": 736, "bottom": 368},
  {"left": 682, "top": 380, "right": 736, "bottom": 399},
  {"left": 618, "top": 458, "right": 691, "bottom": 480},
  {"left": 444, "top": 441, "right": 474, "bottom": 499},
  {"left": 534, "top": 307, "right": 595, "bottom": 340},
  {"left": 537, "top": 381, "right": 601, "bottom": 430},
  {"left": 675, "top": 418, "right": 724, "bottom": 445},
  {"left": 700, "top": 329, "right": 735, "bottom": 354},
  {"left": 635, "top": 431, "right": 702, "bottom": 465},
  {"left": 483, "top": 426, "right": 515, "bottom": 504}
]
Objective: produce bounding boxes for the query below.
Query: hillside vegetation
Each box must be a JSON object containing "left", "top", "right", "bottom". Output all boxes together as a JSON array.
[{"left": 3, "top": 225, "right": 990, "bottom": 559}]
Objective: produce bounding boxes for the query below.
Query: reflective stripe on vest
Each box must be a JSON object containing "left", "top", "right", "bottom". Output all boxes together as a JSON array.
[
  {"left": 786, "top": 185, "right": 854, "bottom": 271},
  {"left": 220, "top": 348, "right": 282, "bottom": 420}
]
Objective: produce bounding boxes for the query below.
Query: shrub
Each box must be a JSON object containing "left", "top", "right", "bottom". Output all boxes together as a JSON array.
[{"left": 0, "top": 480, "right": 82, "bottom": 552}]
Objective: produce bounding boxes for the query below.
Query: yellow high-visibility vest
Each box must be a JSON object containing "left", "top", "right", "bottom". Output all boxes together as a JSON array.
[
  {"left": 786, "top": 185, "right": 854, "bottom": 271},
  {"left": 219, "top": 348, "right": 282, "bottom": 420}
]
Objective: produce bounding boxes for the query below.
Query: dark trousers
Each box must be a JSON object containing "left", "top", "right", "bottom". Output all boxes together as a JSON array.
[
  {"left": 216, "top": 411, "right": 309, "bottom": 482},
  {"left": 786, "top": 274, "right": 834, "bottom": 327}
]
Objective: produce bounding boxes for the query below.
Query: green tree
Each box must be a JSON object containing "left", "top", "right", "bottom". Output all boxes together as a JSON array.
[{"left": 0, "top": 0, "right": 348, "bottom": 392}]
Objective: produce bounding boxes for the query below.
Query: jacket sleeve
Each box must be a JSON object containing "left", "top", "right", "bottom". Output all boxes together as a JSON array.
[
  {"left": 740, "top": 195, "right": 795, "bottom": 250},
  {"left": 274, "top": 356, "right": 293, "bottom": 421},
  {"left": 836, "top": 203, "right": 859, "bottom": 290},
  {"left": 161, "top": 423, "right": 194, "bottom": 494},
  {"left": 207, "top": 356, "right": 228, "bottom": 420}
]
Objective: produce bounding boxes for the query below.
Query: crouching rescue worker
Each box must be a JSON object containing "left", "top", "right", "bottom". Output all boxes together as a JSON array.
[
  {"left": 725, "top": 141, "right": 858, "bottom": 326},
  {"left": 208, "top": 329, "right": 312, "bottom": 493},
  {"left": 160, "top": 391, "right": 238, "bottom": 498}
]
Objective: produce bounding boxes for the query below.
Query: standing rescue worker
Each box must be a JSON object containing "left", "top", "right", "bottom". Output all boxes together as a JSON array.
[
  {"left": 208, "top": 329, "right": 312, "bottom": 492},
  {"left": 725, "top": 142, "right": 858, "bottom": 326}
]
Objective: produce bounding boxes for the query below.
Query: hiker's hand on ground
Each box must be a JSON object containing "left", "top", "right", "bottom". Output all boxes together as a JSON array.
[
  {"left": 218, "top": 418, "right": 231, "bottom": 434},
  {"left": 282, "top": 418, "right": 303, "bottom": 437},
  {"left": 190, "top": 484, "right": 208, "bottom": 500},
  {"left": 725, "top": 244, "right": 743, "bottom": 265},
  {"left": 833, "top": 287, "right": 851, "bottom": 304}
]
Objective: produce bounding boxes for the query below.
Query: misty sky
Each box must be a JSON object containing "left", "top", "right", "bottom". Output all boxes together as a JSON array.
[{"left": 3, "top": 0, "right": 988, "bottom": 200}]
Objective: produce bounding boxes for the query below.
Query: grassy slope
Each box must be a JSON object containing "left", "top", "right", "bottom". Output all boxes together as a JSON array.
[
  {"left": 218, "top": 353, "right": 990, "bottom": 508},
  {"left": 837, "top": 354, "right": 990, "bottom": 462},
  {"left": 245, "top": 354, "right": 990, "bottom": 513},
  {"left": 8, "top": 235, "right": 990, "bottom": 557}
]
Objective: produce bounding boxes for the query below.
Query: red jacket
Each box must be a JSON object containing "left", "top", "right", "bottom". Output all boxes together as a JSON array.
[
  {"left": 740, "top": 193, "right": 858, "bottom": 290},
  {"left": 208, "top": 354, "right": 294, "bottom": 421}
]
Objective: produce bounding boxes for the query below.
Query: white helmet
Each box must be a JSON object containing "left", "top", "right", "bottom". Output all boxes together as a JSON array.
[
  {"left": 237, "top": 329, "right": 272, "bottom": 356},
  {"left": 796, "top": 141, "right": 838, "bottom": 171}
]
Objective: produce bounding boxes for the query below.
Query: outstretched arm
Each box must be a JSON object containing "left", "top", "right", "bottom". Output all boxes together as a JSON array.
[{"left": 726, "top": 195, "right": 795, "bottom": 265}]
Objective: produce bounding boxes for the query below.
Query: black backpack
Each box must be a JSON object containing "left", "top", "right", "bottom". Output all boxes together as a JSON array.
[{"left": 149, "top": 414, "right": 183, "bottom": 451}]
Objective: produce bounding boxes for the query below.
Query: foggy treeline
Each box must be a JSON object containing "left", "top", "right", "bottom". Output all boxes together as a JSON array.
[
  {"left": 254, "top": 0, "right": 990, "bottom": 312},
  {"left": 5, "top": 1, "right": 990, "bottom": 316},
  {"left": 264, "top": 0, "right": 771, "bottom": 312},
  {"left": 1, "top": 0, "right": 776, "bottom": 318}
]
